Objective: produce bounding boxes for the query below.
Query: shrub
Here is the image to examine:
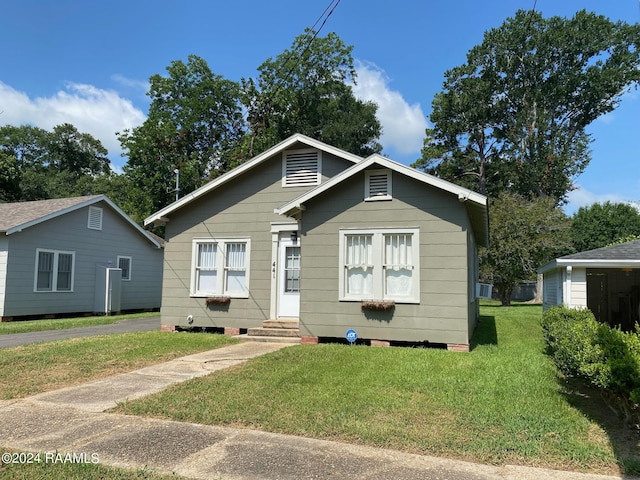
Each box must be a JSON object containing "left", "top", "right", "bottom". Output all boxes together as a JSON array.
[{"left": 542, "top": 306, "right": 640, "bottom": 422}]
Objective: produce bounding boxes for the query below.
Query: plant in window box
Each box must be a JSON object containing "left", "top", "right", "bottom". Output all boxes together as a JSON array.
[
  {"left": 205, "top": 296, "right": 231, "bottom": 306},
  {"left": 361, "top": 300, "right": 395, "bottom": 311}
]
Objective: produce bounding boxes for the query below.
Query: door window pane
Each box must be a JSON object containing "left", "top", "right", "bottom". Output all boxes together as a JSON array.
[{"left": 285, "top": 246, "right": 301, "bottom": 293}]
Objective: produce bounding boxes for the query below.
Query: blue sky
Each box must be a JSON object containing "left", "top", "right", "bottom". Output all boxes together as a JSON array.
[{"left": 1, "top": 0, "right": 638, "bottom": 214}]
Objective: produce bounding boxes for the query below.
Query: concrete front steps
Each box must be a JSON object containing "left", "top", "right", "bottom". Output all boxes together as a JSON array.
[{"left": 236, "top": 319, "right": 301, "bottom": 344}]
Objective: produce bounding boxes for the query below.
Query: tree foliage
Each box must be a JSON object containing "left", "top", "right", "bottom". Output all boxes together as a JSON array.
[
  {"left": 0, "top": 123, "right": 112, "bottom": 201},
  {"left": 481, "top": 193, "right": 572, "bottom": 305},
  {"left": 414, "top": 9, "right": 640, "bottom": 202},
  {"left": 118, "top": 55, "right": 245, "bottom": 218},
  {"left": 241, "top": 29, "right": 382, "bottom": 158},
  {"left": 570, "top": 201, "right": 640, "bottom": 252}
]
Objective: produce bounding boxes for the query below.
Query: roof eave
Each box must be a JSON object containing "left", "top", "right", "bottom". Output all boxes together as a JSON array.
[{"left": 539, "top": 258, "right": 640, "bottom": 273}]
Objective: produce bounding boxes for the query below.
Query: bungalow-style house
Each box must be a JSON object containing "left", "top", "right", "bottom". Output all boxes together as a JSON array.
[
  {"left": 145, "top": 134, "right": 489, "bottom": 351},
  {"left": 539, "top": 239, "right": 640, "bottom": 330},
  {"left": 0, "top": 195, "right": 164, "bottom": 321}
]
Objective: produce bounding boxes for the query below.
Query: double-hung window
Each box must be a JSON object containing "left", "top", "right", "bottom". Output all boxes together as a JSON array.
[
  {"left": 117, "top": 256, "right": 132, "bottom": 281},
  {"left": 35, "top": 249, "right": 75, "bottom": 292},
  {"left": 339, "top": 228, "right": 419, "bottom": 303},
  {"left": 191, "top": 239, "right": 250, "bottom": 298}
]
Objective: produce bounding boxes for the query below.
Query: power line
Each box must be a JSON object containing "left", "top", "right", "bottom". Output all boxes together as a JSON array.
[{"left": 247, "top": 0, "right": 342, "bottom": 155}]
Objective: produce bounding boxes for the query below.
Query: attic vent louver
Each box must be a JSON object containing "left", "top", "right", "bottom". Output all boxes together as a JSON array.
[
  {"left": 365, "top": 169, "right": 392, "bottom": 200},
  {"left": 88, "top": 206, "right": 103, "bottom": 230},
  {"left": 283, "top": 150, "right": 321, "bottom": 187}
]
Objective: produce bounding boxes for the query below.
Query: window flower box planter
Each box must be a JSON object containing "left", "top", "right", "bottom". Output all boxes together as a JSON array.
[
  {"left": 361, "top": 300, "right": 395, "bottom": 311},
  {"left": 205, "top": 296, "right": 231, "bottom": 306}
]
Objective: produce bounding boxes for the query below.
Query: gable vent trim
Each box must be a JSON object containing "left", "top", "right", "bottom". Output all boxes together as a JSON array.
[
  {"left": 365, "top": 169, "right": 392, "bottom": 201},
  {"left": 282, "top": 150, "right": 321, "bottom": 188},
  {"left": 88, "top": 206, "right": 103, "bottom": 230}
]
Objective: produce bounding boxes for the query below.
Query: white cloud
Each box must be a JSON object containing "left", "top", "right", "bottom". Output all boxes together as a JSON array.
[
  {"left": 351, "top": 61, "right": 427, "bottom": 160},
  {"left": 111, "top": 74, "right": 149, "bottom": 93},
  {"left": 564, "top": 185, "right": 637, "bottom": 215},
  {"left": 0, "top": 81, "right": 146, "bottom": 167}
]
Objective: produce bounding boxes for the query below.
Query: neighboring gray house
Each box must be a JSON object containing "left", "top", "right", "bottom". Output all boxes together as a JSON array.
[
  {"left": 0, "top": 195, "right": 164, "bottom": 321},
  {"left": 539, "top": 240, "right": 640, "bottom": 330},
  {"left": 145, "top": 134, "right": 489, "bottom": 351}
]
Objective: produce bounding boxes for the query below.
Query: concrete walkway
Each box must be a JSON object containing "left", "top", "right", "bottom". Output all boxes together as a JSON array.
[{"left": 0, "top": 342, "right": 634, "bottom": 480}]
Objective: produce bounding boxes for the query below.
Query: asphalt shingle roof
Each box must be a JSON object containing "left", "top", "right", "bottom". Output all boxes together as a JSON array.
[
  {"left": 0, "top": 196, "right": 101, "bottom": 232},
  {"left": 559, "top": 239, "right": 640, "bottom": 261}
]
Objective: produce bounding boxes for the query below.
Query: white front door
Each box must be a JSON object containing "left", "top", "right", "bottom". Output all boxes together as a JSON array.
[{"left": 277, "top": 237, "right": 300, "bottom": 318}]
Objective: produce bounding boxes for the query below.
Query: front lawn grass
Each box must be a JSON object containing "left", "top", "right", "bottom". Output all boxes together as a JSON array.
[
  {"left": 0, "top": 332, "right": 238, "bottom": 399},
  {"left": 113, "top": 304, "right": 638, "bottom": 475},
  {"left": 0, "top": 452, "right": 191, "bottom": 480},
  {"left": 0, "top": 312, "right": 158, "bottom": 335}
]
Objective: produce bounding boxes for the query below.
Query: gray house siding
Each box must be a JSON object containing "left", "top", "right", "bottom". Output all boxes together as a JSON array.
[
  {"left": 160, "top": 147, "right": 355, "bottom": 328},
  {"left": 298, "top": 171, "right": 473, "bottom": 345},
  {"left": 2, "top": 201, "right": 162, "bottom": 317},
  {"left": 0, "top": 238, "right": 7, "bottom": 317}
]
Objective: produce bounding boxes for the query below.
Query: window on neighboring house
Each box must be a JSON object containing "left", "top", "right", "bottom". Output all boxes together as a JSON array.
[
  {"left": 35, "top": 249, "right": 75, "bottom": 292},
  {"left": 339, "top": 228, "right": 419, "bottom": 303},
  {"left": 88, "top": 206, "right": 103, "bottom": 230},
  {"left": 282, "top": 149, "right": 321, "bottom": 187},
  {"left": 365, "top": 169, "right": 392, "bottom": 201},
  {"left": 191, "top": 239, "right": 250, "bottom": 297},
  {"left": 117, "top": 256, "right": 132, "bottom": 281}
]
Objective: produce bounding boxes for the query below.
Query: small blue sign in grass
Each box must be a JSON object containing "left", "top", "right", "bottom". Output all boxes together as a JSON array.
[{"left": 345, "top": 328, "right": 358, "bottom": 344}]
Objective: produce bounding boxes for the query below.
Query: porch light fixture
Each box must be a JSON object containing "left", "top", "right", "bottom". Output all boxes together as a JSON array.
[{"left": 290, "top": 231, "right": 298, "bottom": 243}]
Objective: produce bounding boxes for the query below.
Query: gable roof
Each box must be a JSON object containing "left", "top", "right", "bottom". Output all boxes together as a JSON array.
[
  {"left": 144, "top": 133, "right": 364, "bottom": 226},
  {"left": 0, "top": 195, "right": 162, "bottom": 248},
  {"left": 538, "top": 239, "right": 640, "bottom": 273},
  {"left": 276, "top": 153, "right": 489, "bottom": 247}
]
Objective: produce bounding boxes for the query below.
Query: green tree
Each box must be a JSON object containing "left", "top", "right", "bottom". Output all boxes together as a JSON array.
[
  {"left": 414, "top": 9, "right": 640, "bottom": 202},
  {"left": 481, "top": 193, "right": 571, "bottom": 305},
  {"left": 0, "top": 123, "right": 112, "bottom": 201},
  {"left": 48, "top": 123, "right": 110, "bottom": 177},
  {"left": 119, "top": 55, "right": 244, "bottom": 218},
  {"left": 0, "top": 124, "right": 50, "bottom": 169},
  {"left": 241, "top": 29, "right": 382, "bottom": 158},
  {"left": 0, "top": 149, "right": 20, "bottom": 202},
  {"left": 570, "top": 201, "right": 640, "bottom": 252}
]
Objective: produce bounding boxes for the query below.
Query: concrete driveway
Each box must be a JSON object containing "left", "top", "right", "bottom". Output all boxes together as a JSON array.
[{"left": 0, "top": 316, "right": 160, "bottom": 348}]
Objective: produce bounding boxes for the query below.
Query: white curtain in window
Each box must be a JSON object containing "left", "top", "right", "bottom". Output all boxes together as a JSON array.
[
  {"left": 384, "top": 234, "right": 413, "bottom": 296},
  {"left": 345, "top": 235, "right": 373, "bottom": 295},
  {"left": 225, "top": 242, "right": 246, "bottom": 293},
  {"left": 197, "top": 243, "right": 217, "bottom": 292}
]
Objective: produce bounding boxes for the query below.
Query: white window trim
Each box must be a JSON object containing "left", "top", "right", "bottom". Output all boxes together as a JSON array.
[
  {"left": 117, "top": 255, "right": 132, "bottom": 281},
  {"left": 364, "top": 169, "right": 392, "bottom": 201},
  {"left": 88, "top": 206, "right": 103, "bottom": 230},
  {"left": 190, "top": 238, "right": 251, "bottom": 298},
  {"left": 281, "top": 148, "right": 322, "bottom": 188},
  {"left": 34, "top": 248, "right": 75, "bottom": 293},
  {"left": 339, "top": 228, "right": 420, "bottom": 303}
]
